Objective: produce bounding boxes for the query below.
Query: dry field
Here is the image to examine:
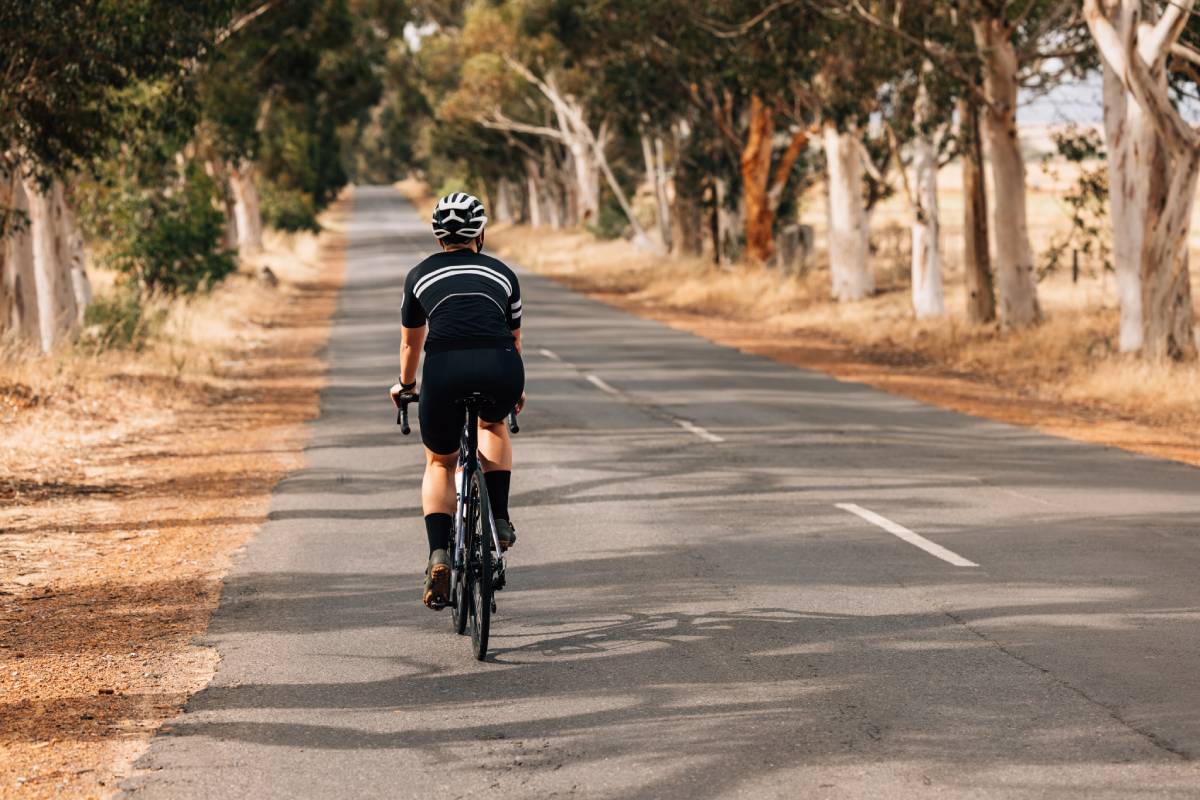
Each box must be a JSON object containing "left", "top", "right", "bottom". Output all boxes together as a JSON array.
[
  {"left": 0, "top": 198, "right": 349, "bottom": 798},
  {"left": 488, "top": 168, "right": 1200, "bottom": 467}
]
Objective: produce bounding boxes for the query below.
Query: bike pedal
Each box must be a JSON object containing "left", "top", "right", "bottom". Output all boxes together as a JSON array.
[{"left": 490, "top": 599, "right": 497, "bottom": 613}]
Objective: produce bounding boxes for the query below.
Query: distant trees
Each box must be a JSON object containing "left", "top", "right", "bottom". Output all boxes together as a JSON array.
[
  {"left": 7, "top": 0, "right": 1199, "bottom": 363},
  {"left": 1, "top": 0, "right": 408, "bottom": 351}
]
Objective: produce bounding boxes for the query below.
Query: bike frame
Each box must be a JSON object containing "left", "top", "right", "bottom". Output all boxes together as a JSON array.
[{"left": 450, "top": 400, "right": 504, "bottom": 597}]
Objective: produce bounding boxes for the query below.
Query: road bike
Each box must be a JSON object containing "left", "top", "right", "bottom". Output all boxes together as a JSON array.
[{"left": 397, "top": 393, "right": 518, "bottom": 660}]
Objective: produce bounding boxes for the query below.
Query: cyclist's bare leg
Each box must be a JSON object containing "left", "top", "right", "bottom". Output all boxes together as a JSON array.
[
  {"left": 421, "top": 447, "right": 456, "bottom": 609},
  {"left": 477, "top": 419, "right": 511, "bottom": 472},
  {"left": 422, "top": 448, "right": 457, "bottom": 516}
]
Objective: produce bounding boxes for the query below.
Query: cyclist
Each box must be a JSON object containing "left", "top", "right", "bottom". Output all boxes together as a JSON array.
[{"left": 390, "top": 192, "right": 525, "bottom": 610}]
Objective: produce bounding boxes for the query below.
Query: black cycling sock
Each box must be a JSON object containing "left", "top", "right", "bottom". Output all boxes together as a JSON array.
[
  {"left": 484, "top": 470, "right": 511, "bottom": 522},
  {"left": 424, "top": 513, "right": 452, "bottom": 554}
]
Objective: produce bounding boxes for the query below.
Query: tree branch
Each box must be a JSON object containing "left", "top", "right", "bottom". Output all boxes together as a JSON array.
[
  {"left": 1170, "top": 41, "right": 1200, "bottom": 68},
  {"left": 766, "top": 128, "right": 811, "bottom": 212},
  {"left": 477, "top": 111, "right": 565, "bottom": 142},
  {"left": 1144, "top": 0, "right": 1194, "bottom": 62}
]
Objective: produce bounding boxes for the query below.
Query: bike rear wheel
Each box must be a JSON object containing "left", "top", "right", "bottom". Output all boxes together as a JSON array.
[
  {"left": 450, "top": 479, "right": 477, "bottom": 636},
  {"left": 468, "top": 469, "right": 493, "bottom": 660}
]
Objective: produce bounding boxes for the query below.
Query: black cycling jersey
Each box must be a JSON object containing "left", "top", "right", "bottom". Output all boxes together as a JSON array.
[{"left": 401, "top": 249, "right": 522, "bottom": 352}]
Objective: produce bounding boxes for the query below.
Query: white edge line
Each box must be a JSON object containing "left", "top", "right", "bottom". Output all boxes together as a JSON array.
[
  {"left": 675, "top": 419, "right": 725, "bottom": 444},
  {"left": 835, "top": 503, "right": 978, "bottom": 567},
  {"left": 539, "top": 348, "right": 562, "bottom": 361},
  {"left": 585, "top": 374, "right": 620, "bottom": 395}
]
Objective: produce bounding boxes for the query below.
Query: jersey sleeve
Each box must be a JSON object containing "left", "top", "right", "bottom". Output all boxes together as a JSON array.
[
  {"left": 506, "top": 271, "right": 522, "bottom": 331},
  {"left": 400, "top": 266, "right": 426, "bottom": 328}
]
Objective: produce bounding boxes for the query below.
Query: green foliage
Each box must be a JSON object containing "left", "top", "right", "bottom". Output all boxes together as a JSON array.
[
  {"left": 115, "top": 164, "right": 236, "bottom": 294},
  {"left": 82, "top": 284, "right": 164, "bottom": 351},
  {"left": 588, "top": 197, "right": 628, "bottom": 241},
  {"left": 1039, "top": 126, "right": 1111, "bottom": 281},
  {"left": 262, "top": 183, "right": 322, "bottom": 233},
  {"left": 0, "top": 0, "right": 235, "bottom": 182},
  {"left": 200, "top": 0, "right": 396, "bottom": 224},
  {"left": 75, "top": 79, "right": 236, "bottom": 295}
]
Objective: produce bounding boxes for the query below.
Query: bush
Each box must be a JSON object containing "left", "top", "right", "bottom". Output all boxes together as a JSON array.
[
  {"left": 262, "top": 182, "right": 320, "bottom": 232},
  {"left": 588, "top": 196, "right": 628, "bottom": 240},
  {"left": 82, "top": 284, "right": 163, "bottom": 351},
  {"left": 81, "top": 158, "right": 237, "bottom": 295}
]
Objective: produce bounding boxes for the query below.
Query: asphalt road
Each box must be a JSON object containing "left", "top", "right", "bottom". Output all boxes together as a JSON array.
[{"left": 124, "top": 187, "right": 1200, "bottom": 798}]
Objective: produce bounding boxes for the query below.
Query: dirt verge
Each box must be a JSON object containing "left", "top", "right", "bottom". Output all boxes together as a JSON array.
[{"left": 0, "top": 197, "right": 349, "bottom": 798}]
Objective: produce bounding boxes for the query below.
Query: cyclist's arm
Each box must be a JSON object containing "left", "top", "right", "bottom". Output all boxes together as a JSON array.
[
  {"left": 512, "top": 328, "right": 522, "bottom": 355},
  {"left": 399, "top": 267, "right": 428, "bottom": 386},
  {"left": 400, "top": 325, "right": 425, "bottom": 386}
]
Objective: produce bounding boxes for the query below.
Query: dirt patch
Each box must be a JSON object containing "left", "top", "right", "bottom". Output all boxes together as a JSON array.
[
  {"left": 492, "top": 225, "right": 1200, "bottom": 469},
  {"left": 0, "top": 199, "right": 349, "bottom": 798}
]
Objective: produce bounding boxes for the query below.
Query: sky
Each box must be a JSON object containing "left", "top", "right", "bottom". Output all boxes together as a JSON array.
[{"left": 1020, "top": 75, "right": 1103, "bottom": 126}]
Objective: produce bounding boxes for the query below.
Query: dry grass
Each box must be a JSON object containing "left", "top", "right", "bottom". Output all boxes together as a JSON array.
[
  {"left": 0, "top": 200, "right": 348, "bottom": 799},
  {"left": 489, "top": 174, "right": 1200, "bottom": 464},
  {"left": 0, "top": 227, "right": 327, "bottom": 497}
]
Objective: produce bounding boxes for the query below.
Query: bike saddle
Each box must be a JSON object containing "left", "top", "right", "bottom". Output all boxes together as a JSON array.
[{"left": 455, "top": 392, "right": 494, "bottom": 407}]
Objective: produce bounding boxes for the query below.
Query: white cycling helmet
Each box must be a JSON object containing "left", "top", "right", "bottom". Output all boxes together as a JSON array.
[{"left": 431, "top": 192, "right": 488, "bottom": 242}]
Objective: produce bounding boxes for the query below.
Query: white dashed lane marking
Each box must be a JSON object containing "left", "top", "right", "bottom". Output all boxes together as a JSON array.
[
  {"left": 585, "top": 374, "right": 621, "bottom": 396},
  {"left": 536, "top": 347, "right": 724, "bottom": 445},
  {"left": 836, "top": 503, "right": 979, "bottom": 567},
  {"left": 675, "top": 419, "right": 725, "bottom": 444}
]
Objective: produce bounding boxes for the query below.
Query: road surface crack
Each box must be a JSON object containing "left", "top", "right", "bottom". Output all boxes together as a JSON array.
[{"left": 940, "top": 608, "right": 1193, "bottom": 761}]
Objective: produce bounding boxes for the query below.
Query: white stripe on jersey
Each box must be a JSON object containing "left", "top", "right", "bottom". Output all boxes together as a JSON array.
[
  {"left": 511, "top": 308, "right": 522, "bottom": 320},
  {"left": 428, "top": 291, "right": 506, "bottom": 316},
  {"left": 414, "top": 264, "right": 512, "bottom": 298},
  {"left": 510, "top": 299, "right": 522, "bottom": 311}
]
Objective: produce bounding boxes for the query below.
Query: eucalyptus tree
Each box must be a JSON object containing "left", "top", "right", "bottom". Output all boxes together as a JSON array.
[
  {"left": 0, "top": 0, "right": 235, "bottom": 350},
  {"left": 198, "top": 0, "right": 398, "bottom": 245},
  {"left": 1085, "top": 0, "right": 1200, "bottom": 361},
  {"left": 429, "top": 1, "right": 649, "bottom": 235},
  {"left": 836, "top": 0, "right": 1088, "bottom": 329}
]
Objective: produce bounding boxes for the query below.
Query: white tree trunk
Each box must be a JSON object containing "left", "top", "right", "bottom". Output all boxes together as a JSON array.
[
  {"left": 562, "top": 136, "right": 599, "bottom": 224},
  {"left": 1103, "top": 64, "right": 1151, "bottom": 352},
  {"left": 524, "top": 160, "right": 543, "bottom": 228},
  {"left": 494, "top": 179, "right": 515, "bottom": 224},
  {"left": 0, "top": 172, "right": 40, "bottom": 344},
  {"left": 974, "top": 17, "right": 1041, "bottom": 328},
  {"left": 229, "top": 160, "right": 263, "bottom": 256},
  {"left": 1087, "top": 0, "right": 1198, "bottom": 359},
  {"left": 910, "top": 71, "right": 944, "bottom": 318},
  {"left": 23, "top": 177, "right": 83, "bottom": 352},
  {"left": 57, "top": 184, "right": 91, "bottom": 314},
  {"left": 823, "top": 121, "right": 873, "bottom": 301},
  {"left": 640, "top": 131, "right": 673, "bottom": 252}
]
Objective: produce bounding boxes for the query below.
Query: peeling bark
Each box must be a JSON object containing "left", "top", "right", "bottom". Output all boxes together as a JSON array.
[
  {"left": 742, "top": 96, "right": 776, "bottom": 263},
  {"left": 957, "top": 95, "right": 996, "bottom": 324},
  {"left": 641, "top": 130, "right": 673, "bottom": 252},
  {"left": 1141, "top": 143, "right": 1199, "bottom": 360},
  {"left": 1086, "top": 0, "right": 1198, "bottom": 360},
  {"left": 909, "top": 68, "right": 944, "bottom": 319},
  {"left": 824, "top": 121, "right": 872, "bottom": 301},
  {"left": 1102, "top": 61, "right": 1149, "bottom": 352},
  {"left": 0, "top": 171, "right": 39, "bottom": 344},
  {"left": 973, "top": 15, "right": 1042, "bottom": 329},
  {"left": 22, "top": 177, "right": 85, "bottom": 352}
]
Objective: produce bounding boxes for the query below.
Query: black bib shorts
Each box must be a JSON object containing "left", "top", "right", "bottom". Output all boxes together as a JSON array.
[{"left": 419, "top": 346, "right": 524, "bottom": 455}]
